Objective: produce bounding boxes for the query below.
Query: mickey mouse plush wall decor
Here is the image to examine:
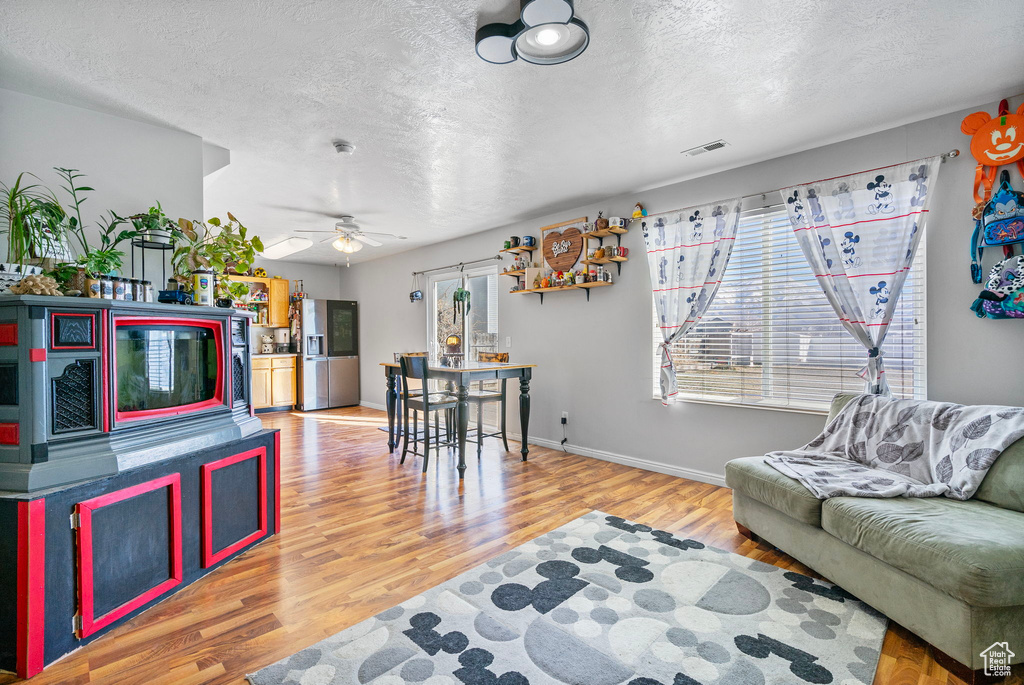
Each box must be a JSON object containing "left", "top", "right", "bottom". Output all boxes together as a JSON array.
[{"left": 961, "top": 98, "right": 1024, "bottom": 203}]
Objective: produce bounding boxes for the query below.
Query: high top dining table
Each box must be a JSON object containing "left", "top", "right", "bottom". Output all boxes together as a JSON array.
[{"left": 381, "top": 360, "right": 535, "bottom": 479}]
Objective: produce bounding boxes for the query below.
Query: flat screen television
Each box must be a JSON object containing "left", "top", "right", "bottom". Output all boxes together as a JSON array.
[{"left": 112, "top": 317, "right": 224, "bottom": 422}]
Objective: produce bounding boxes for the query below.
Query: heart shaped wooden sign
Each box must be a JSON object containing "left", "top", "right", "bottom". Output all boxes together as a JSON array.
[{"left": 542, "top": 227, "right": 584, "bottom": 272}]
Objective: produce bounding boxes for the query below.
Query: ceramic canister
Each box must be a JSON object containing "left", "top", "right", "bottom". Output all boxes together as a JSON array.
[
  {"left": 192, "top": 270, "right": 213, "bottom": 306},
  {"left": 86, "top": 274, "right": 101, "bottom": 298}
]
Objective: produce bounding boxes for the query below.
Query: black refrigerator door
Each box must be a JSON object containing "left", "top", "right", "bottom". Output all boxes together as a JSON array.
[{"left": 326, "top": 300, "right": 358, "bottom": 357}]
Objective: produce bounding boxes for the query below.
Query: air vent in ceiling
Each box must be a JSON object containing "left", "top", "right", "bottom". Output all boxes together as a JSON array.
[{"left": 682, "top": 140, "right": 728, "bottom": 157}]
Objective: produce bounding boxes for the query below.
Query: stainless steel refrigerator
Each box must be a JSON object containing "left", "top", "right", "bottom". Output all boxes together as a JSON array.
[{"left": 298, "top": 299, "right": 360, "bottom": 410}]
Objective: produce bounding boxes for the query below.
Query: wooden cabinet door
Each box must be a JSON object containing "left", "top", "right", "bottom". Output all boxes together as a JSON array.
[
  {"left": 268, "top": 279, "right": 289, "bottom": 328},
  {"left": 252, "top": 368, "right": 271, "bottom": 408},
  {"left": 270, "top": 367, "right": 295, "bottom": 406}
]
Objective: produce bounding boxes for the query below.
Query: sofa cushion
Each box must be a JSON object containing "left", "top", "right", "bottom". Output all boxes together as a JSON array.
[
  {"left": 725, "top": 456, "right": 823, "bottom": 527},
  {"left": 822, "top": 496, "right": 1024, "bottom": 607},
  {"left": 974, "top": 437, "right": 1024, "bottom": 514}
]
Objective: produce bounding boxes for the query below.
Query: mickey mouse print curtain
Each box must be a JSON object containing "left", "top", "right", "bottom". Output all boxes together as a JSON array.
[
  {"left": 642, "top": 200, "right": 743, "bottom": 405},
  {"left": 780, "top": 157, "right": 942, "bottom": 395}
]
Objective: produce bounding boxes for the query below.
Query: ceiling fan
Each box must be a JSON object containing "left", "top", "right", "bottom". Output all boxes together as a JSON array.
[{"left": 294, "top": 216, "right": 407, "bottom": 256}]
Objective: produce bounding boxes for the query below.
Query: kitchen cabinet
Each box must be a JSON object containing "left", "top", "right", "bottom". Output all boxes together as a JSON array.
[
  {"left": 224, "top": 275, "right": 291, "bottom": 328},
  {"left": 252, "top": 356, "right": 295, "bottom": 409}
]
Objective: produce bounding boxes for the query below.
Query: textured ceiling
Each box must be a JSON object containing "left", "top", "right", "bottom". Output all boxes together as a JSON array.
[{"left": 2, "top": 0, "right": 1022, "bottom": 265}]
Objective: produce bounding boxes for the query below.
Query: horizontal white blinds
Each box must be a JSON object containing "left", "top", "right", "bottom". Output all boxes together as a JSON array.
[{"left": 652, "top": 205, "right": 926, "bottom": 411}]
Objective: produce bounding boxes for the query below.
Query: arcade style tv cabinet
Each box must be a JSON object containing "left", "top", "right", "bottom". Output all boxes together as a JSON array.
[{"left": 0, "top": 296, "right": 282, "bottom": 678}]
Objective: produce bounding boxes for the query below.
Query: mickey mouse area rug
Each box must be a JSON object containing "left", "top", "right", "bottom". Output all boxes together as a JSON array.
[{"left": 246, "top": 511, "right": 887, "bottom": 685}]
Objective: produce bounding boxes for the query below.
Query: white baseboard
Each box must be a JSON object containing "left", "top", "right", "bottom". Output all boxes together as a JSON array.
[
  {"left": 358, "top": 402, "right": 727, "bottom": 488},
  {"left": 514, "top": 434, "right": 727, "bottom": 488}
]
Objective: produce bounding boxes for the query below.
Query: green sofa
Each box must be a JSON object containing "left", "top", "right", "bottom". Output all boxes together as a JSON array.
[{"left": 726, "top": 394, "right": 1024, "bottom": 674}]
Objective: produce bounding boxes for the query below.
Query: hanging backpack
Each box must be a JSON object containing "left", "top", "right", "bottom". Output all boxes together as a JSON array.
[
  {"left": 970, "top": 171, "right": 1024, "bottom": 283},
  {"left": 971, "top": 254, "right": 1024, "bottom": 319}
]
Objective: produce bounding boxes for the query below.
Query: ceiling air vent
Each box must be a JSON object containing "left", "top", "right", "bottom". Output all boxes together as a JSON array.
[{"left": 682, "top": 140, "right": 728, "bottom": 157}]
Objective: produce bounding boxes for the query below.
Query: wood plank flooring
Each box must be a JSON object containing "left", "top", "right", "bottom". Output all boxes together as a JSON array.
[{"left": 2, "top": 406, "right": 1018, "bottom": 685}]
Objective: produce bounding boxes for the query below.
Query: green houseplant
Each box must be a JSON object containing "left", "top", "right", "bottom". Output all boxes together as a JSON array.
[
  {"left": 128, "top": 202, "right": 175, "bottom": 244},
  {"left": 0, "top": 172, "right": 67, "bottom": 290},
  {"left": 171, "top": 213, "right": 264, "bottom": 299}
]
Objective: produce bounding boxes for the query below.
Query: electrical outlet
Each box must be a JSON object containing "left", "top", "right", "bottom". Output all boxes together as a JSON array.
[
  {"left": 561, "top": 411, "right": 569, "bottom": 424},
  {"left": 505, "top": 336, "right": 512, "bottom": 348}
]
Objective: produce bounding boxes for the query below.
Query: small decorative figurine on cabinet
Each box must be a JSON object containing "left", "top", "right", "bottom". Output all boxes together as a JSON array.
[{"left": 633, "top": 203, "right": 647, "bottom": 219}]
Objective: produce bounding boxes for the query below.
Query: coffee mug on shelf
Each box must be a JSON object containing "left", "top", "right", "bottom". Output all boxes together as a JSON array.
[
  {"left": 609, "top": 217, "right": 625, "bottom": 228},
  {"left": 503, "top": 240, "right": 511, "bottom": 249},
  {"left": 522, "top": 235, "right": 536, "bottom": 247},
  {"left": 509, "top": 236, "right": 521, "bottom": 247}
]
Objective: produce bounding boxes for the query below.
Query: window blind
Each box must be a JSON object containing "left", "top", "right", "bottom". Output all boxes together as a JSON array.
[{"left": 652, "top": 205, "right": 926, "bottom": 412}]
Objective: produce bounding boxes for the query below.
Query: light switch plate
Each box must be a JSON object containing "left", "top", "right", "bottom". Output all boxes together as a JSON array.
[{"left": 505, "top": 336, "right": 511, "bottom": 348}]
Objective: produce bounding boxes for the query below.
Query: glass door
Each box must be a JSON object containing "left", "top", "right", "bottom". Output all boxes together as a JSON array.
[
  {"left": 427, "top": 267, "right": 498, "bottom": 361},
  {"left": 326, "top": 300, "right": 358, "bottom": 357}
]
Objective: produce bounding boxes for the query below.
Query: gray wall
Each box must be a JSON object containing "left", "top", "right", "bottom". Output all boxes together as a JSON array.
[
  {"left": 340, "top": 95, "right": 1024, "bottom": 484},
  {"left": 0, "top": 87, "right": 203, "bottom": 280},
  {"left": 0, "top": 88, "right": 339, "bottom": 301}
]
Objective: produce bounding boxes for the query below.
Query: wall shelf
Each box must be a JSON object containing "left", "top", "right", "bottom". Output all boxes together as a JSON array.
[
  {"left": 582, "top": 226, "right": 628, "bottom": 238},
  {"left": 500, "top": 245, "right": 537, "bottom": 255},
  {"left": 500, "top": 269, "right": 525, "bottom": 277}
]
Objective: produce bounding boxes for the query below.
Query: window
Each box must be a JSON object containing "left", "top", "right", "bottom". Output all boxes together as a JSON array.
[
  {"left": 427, "top": 266, "right": 501, "bottom": 425},
  {"left": 428, "top": 267, "right": 499, "bottom": 360},
  {"left": 652, "top": 205, "right": 926, "bottom": 412}
]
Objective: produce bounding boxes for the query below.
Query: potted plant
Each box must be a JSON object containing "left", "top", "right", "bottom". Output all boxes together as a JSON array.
[
  {"left": 215, "top": 279, "right": 250, "bottom": 308},
  {"left": 129, "top": 202, "right": 175, "bottom": 244},
  {"left": 0, "top": 172, "right": 67, "bottom": 292},
  {"left": 171, "top": 213, "right": 264, "bottom": 300},
  {"left": 73, "top": 213, "right": 140, "bottom": 281}
]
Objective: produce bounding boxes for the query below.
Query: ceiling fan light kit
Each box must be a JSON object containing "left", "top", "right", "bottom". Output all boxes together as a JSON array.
[
  {"left": 476, "top": 0, "right": 590, "bottom": 66},
  {"left": 332, "top": 236, "right": 364, "bottom": 253}
]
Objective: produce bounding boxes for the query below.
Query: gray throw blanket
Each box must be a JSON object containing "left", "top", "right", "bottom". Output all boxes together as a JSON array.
[{"left": 766, "top": 394, "right": 1024, "bottom": 500}]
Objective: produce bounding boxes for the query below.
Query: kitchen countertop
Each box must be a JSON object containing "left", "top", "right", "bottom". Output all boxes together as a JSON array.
[{"left": 252, "top": 353, "right": 298, "bottom": 358}]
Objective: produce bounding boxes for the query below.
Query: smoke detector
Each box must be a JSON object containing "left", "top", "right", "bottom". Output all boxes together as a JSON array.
[
  {"left": 333, "top": 140, "right": 355, "bottom": 155},
  {"left": 681, "top": 140, "right": 728, "bottom": 157}
]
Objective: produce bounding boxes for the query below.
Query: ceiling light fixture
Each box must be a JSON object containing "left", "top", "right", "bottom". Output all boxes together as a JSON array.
[
  {"left": 262, "top": 236, "right": 313, "bottom": 260},
  {"left": 476, "top": 0, "right": 590, "bottom": 66},
  {"left": 333, "top": 140, "right": 355, "bottom": 155},
  {"left": 332, "top": 236, "right": 364, "bottom": 253}
]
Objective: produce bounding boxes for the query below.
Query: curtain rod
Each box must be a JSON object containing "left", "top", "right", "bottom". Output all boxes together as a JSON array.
[
  {"left": 629, "top": 149, "right": 960, "bottom": 223},
  {"left": 412, "top": 255, "right": 503, "bottom": 277}
]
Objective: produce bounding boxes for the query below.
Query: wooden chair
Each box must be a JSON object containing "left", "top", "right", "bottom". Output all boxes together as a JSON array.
[
  {"left": 468, "top": 351, "right": 510, "bottom": 456},
  {"left": 400, "top": 355, "right": 458, "bottom": 472},
  {"left": 392, "top": 352, "right": 428, "bottom": 446}
]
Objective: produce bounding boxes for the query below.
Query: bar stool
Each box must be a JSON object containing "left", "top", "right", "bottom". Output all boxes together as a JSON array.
[{"left": 468, "top": 351, "right": 510, "bottom": 456}]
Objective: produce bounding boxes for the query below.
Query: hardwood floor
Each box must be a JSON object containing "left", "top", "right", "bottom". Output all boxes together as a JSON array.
[{"left": 2, "top": 406, "right": 1017, "bottom": 685}]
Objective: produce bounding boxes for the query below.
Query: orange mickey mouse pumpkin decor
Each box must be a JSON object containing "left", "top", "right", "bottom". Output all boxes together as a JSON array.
[{"left": 961, "top": 98, "right": 1024, "bottom": 203}]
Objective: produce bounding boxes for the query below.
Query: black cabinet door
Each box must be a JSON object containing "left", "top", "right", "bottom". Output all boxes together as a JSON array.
[{"left": 325, "top": 301, "right": 358, "bottom": 357}]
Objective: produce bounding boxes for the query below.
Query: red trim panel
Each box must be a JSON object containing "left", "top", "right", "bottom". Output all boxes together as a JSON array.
[
  {"left": 0, "top": 323, "right": 17, "bottom": 346},
  {"left": 49, "top": 312, "right": 96, "bottom": 350},
  {"left": 75, "top": 474, "right": 182, "bottom": 638},
  {"left": 16, "top": 499, "right": 45, "bottom": 678},
  {"left": 110, "top": 316, "right": 225, "bottom": 423},
  {"left": 101, "top": 311, "right": 109, "bottom": 432},
  {"left": 28, "top": 349, "right": 46, "bottom": 362},
  {"left": 201, "top": 447, "right": 268, "bottom": 568},
  {"left": 274, "top": 431, "right": 282, "bottom": 533},
  {"left": 0, "top": 423, "right": 19, "bottom": 445}
]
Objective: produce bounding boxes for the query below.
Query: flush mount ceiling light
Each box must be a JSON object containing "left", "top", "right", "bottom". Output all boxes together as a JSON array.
[
  {"left": 262, "top": 236, "right": 313, "bottom": 260},
  {"left": 476, "top": 0, "right": 590, "bottom": 66}
]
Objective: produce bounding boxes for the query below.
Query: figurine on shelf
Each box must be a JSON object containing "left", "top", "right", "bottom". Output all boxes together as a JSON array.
[
  {"left": 633, "top": 203, "right": 647, "bottom": 219},
  {"left": 595, "top": 212, "right": 609, "bottom": 232}
]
